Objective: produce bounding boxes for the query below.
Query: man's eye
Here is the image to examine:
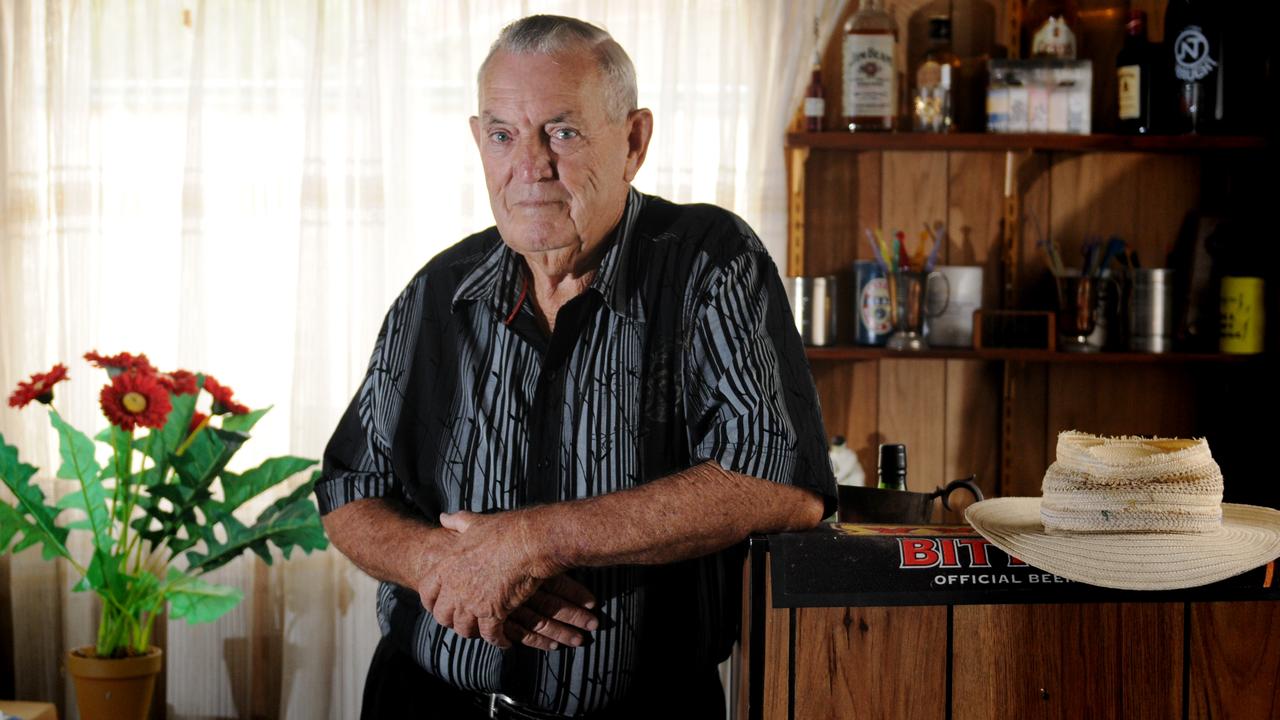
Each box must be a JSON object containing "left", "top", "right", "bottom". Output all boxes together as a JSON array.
[
  {"left": 490, "top": 131, "right": 511, "bottom": 143},
  {"left": 552, "top": 128, "right": 579, "bottom": 141}
]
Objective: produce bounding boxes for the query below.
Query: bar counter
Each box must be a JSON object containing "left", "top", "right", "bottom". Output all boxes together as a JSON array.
[{"left": 734, "top": 524, "right": 1280, "bottom": 720}]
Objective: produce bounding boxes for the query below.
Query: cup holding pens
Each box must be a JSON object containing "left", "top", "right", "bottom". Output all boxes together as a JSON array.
[
  {"left": 1054, "top": 270, "right": 1102, "bottom": 352},
  {"left": 887, "top": 270, "right": 950, "bottom": 351}
]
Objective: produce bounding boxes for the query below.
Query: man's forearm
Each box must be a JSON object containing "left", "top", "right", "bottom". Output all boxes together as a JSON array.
[
  {"left": 522, "top": 462, "right": 825, "bottom": 571},
  {"left": 321, "top": 496, "right": 448, "bottom": 589}
]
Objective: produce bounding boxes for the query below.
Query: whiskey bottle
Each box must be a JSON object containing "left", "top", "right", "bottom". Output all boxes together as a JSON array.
[
  {"left": 1116, "top": 10, "right": 1152, "bottom": 134},
  {"left": 844, "top": 0, "right": 898, "bottom": 131},
  {"left": 914, "top": 16, "right": 960, "bottom": 132}
]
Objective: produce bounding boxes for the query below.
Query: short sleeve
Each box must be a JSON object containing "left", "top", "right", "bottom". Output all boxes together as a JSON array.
[
  {"left": 683, "top": 249, "right": 838, "bottom": 518},
  {"left": 314, "top": 275, "right": 428, "bottom": 515}
]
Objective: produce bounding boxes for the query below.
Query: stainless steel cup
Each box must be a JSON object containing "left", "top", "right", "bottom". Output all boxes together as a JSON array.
[
  {"left": 785, "top": 276, "right": 838, "bottom": 346},
  {"left": 1129, "top": 269, "right": 1175, "bottom": 353}
]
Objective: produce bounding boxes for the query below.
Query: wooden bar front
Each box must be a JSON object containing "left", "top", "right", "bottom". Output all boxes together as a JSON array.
[{"left": 735, "top": 533, "right": 1280, "bottom": 720}]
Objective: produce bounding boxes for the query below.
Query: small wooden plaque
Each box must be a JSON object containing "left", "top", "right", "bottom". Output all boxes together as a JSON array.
[{"left": 973, "top": 310, "right": 1057, "bottom": 351}]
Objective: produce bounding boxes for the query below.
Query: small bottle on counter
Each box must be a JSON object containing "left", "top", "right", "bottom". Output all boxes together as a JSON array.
[
  {"left": 804, "top": 19, "right": 826, "bottom": 132},
  {"left": 877, "top": 443, "right": 907, "bottom": 490}
]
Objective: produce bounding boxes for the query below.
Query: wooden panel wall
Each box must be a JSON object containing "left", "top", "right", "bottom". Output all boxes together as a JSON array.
[{"left": 1190, "top": 602, "right": 1280, "bottom": 719}]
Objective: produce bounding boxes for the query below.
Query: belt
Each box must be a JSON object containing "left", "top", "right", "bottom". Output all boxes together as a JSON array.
[{"left": 472, "top": 692, "right": 574, "bottom": 720}]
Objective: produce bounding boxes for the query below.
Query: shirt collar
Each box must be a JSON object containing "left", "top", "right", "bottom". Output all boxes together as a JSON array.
[{"left": 450, "top": 187, "right": 645, "bottom": 321}]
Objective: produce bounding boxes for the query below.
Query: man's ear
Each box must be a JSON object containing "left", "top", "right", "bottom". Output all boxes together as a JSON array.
[{"left": 622, "top": 108, "right": 653, "bottom": 183}]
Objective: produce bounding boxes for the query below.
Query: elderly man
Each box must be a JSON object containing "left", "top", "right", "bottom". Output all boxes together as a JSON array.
[{"left": 317, "top": 14, "right": 836, "bottom": 720}]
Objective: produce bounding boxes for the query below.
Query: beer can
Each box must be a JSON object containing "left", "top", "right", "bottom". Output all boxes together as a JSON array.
[{"left": 854, "top": 260, "right": 892, "bottom": 346}]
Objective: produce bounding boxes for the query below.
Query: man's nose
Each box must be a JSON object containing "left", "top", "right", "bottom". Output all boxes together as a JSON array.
[{"left": 514, "top": 135, "right": 554, "bottom": 182}]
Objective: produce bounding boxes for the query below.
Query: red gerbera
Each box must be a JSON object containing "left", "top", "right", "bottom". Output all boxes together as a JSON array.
[
  {"left": 85, "top": 351, "right": 156, "bottom": 378},
  {"left": 8, "top": 364, "right": 70, "bottom": 409},
  {"left": 99, "top": 371, "right": 172, "bottom": 431},
  {"left": 158, "top": 369, "right": 200, "bottom": 396},
  {"left": 188, "top": 411, "right": 209, "bottom": 436},
  {"left": 203, "top": 376, "right": 250, "bottom": 415}
]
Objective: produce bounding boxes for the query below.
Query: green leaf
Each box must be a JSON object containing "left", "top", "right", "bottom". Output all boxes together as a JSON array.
[
  {"left": 0, "top": 433, "right": 71, "bottom": 561},
  {"left": 219, "top": 406, "right": 271, "bottom": 434},
  {"left": 165, "top": 569, "right": 243, "bottom": 624},
  {"left": 184, "top": 475, "right": 327, "bottom": 573},
  {"left": 50, "top": 410, "right": 102, "bottom": 483},
  {"left": 155, "top": 392, "right": 199, "bottom": 462},
  {"left": 49, "top": 411, "right": 111, "bottom": 554},
  {"left": 172, "top": 428, "right": 247, "bottom": 492},
  {"left": 216, "top": 456, "right": 316, "bottom": 516}
]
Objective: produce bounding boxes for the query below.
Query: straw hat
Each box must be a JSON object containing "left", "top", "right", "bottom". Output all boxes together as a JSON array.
[{"left": 965, "top": 430, "right": 1280, "bottom": 590}]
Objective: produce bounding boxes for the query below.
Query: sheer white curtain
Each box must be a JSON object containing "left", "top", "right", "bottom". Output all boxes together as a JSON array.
[{"left": 0, "top": 1, "right": 841, "bottom": 717}]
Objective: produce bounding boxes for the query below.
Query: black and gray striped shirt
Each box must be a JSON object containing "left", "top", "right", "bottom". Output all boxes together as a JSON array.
[{"left": 316, "top": 188, "right": 836, "bottom": 716}]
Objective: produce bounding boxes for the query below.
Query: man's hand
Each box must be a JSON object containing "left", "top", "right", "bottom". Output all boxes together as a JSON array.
[
  {"left": 503, "top": 574, "right": 600, "bottom": 651},
  {"left": 420, "top": 509, "right": 587, "bottom": 650}
]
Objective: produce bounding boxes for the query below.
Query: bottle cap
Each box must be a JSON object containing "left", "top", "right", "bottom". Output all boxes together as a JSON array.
[{"left": 878, "top": 443, "right": 907, "bottom": 473}]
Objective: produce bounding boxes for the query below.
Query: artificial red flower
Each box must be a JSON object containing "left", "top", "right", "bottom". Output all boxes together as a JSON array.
[
  {"left": 85, "top": 351, "right": 156, "bottom": 378},
  {"left": 203, "top": 376, "right": 250, "bottom": 415},
  {"left": 187, "top": 411, "right": 209, "bottom": 436},
  {"left": 159, "top": 369, "right": 199, "bottom": 396},
  {"left": 8, "top": 364, "right": 70, "bottom": 409},
  {"left": 99, "top": 371, "right": 172, "bottom": 431}
]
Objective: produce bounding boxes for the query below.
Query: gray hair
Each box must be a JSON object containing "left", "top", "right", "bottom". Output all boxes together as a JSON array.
[{"left": 479, "top": 15, "right": 638, "bottom": 123}]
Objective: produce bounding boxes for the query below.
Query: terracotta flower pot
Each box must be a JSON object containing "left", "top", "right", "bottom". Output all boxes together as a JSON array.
[{"left": 66, "top": 646, "right": 163, "bottom": 720}]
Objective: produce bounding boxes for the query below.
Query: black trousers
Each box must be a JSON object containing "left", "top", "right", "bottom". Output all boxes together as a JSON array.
[{"left": 361, "top": 634, "right": 727, "bottom": 719}]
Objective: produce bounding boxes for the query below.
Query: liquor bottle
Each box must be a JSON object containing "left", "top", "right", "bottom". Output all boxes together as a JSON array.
[
  {"left": 1116, "top": 10, "right": 1152, "bottom": 134},
  {"left": 1023, "top": 0, "right": 1080, "bottom": 59},
  {"left": 843, "top": 0, "right": 898, "bottom": 131},
  {"left": 914, "top": 16, "right": 960, "bottom": 133},
  {"left": 804, "top": 19, "right": 826, "bottom": 132},
  {"left": 877, "top": 443, "right": 907, "bottom": 491},
  {"left": 1164, "top": 0, "right": 1222, "bottom": 133}
]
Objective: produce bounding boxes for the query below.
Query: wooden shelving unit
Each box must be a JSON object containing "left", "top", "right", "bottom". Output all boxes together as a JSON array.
[
  {"left": 786, "top": 132, "right": 1270, "bottom": 154},
  {"left": 804, "top": 346, "right": 1258, "bottom": 364}
]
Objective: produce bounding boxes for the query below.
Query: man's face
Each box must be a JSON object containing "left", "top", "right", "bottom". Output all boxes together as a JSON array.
[{"left": 471, "top": 49, "right": 648, "bottom": 261}]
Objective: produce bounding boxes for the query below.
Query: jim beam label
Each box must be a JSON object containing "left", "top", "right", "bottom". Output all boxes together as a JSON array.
[
  {"left": 843, "top": 34, "right": 896, "bottom": 118},
  {"left": 1175, "top": 25, "right": 1217, "bottom": 82},
  {"left": 1118, "top": 65, "right": 1140, "bottom": 119}
]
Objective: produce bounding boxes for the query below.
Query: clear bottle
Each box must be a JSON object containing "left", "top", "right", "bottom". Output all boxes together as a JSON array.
[
  {"left": 1023, "top": 0, "right": 1080, "bottom": 59},
  {"left": 1116, "top": 10, "right": 1152, "bottom": 134},
  {"left": 804, "top": 19, "right": 826, "bottom": 132},
  {"left": 843, "top": 0, "right": 898, "bottom": 131},
  {"left": 914, "top": 16, "right": 960, "bottom": 133}
]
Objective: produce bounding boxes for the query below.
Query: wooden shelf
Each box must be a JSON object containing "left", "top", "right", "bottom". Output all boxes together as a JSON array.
[
  {"left": 786, "top": 132, "right": 1270, "bottom": 153},
  {"left": 804, "top": 346, "right": 1260, "bottom": 364}
]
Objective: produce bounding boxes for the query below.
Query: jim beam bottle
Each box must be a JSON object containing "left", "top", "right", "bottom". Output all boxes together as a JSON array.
[
  {"left": 1116, "top": 10, "right": 1152, "bottom": 134},
  {"left": 844, "top": 0, "right": 898, "bottom": 131},
  {"left": 1023, "top": 0, "right": 1080, "bottom": 59}
]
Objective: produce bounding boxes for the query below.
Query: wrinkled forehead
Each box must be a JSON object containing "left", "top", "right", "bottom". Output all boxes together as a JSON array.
[{"left": 477, "top": 48, "right": 607, "bottom": 113}]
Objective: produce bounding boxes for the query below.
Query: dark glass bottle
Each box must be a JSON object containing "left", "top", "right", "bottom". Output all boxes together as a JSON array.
[
  {"left": 1116, "top": 10, "right": 1152, "bottom": 134},
  {"left": 1164, "top": 0, "right": 1223, "bottom": 133},
  {"left": 877, "top": 443, "right": 907, "bottom": 491}
]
